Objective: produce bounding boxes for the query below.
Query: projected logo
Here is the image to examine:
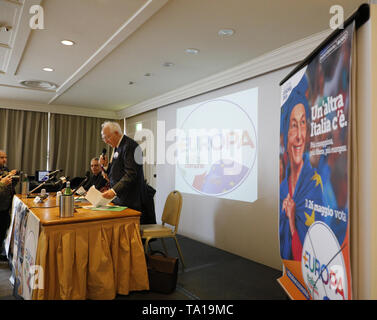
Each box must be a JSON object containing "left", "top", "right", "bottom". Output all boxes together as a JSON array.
[
  {"left": 301, "top": 222, "right": 348, "bottom": 300},
  {"left": 177, "top": 98, "right": 257, "bottom": 197}
]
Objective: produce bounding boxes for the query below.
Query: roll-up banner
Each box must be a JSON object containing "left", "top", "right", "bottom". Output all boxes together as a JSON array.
[{"left": 278, "top": 21, "right": 355, "bottom": 300}]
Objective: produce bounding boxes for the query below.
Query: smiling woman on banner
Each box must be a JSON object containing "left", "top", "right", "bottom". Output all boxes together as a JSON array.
[{"left": 279, "top": 75, "right": 324, "bottom": 261}]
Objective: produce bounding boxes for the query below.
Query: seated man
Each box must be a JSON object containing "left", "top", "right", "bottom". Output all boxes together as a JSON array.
[{"left": 83, "top": 157, "right": 108, "bottom": 192}]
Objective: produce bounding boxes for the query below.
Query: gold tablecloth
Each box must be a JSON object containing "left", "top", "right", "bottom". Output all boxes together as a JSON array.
[{"left": 10, "top": 195, "right": 149, "bottom": 300}]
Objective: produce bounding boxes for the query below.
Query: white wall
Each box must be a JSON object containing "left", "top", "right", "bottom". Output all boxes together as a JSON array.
[
  {"left": 155, "top": 65, "right": 296, "bottom": 270},
  {"left": 149, "top": 6, "right": 377, "bottom": 291},
  {"left": 125, "top": 110, "right": 158, "bottom": 189},
  {"left": 121, "top": 28, "right": 333, "bottom": 272}
]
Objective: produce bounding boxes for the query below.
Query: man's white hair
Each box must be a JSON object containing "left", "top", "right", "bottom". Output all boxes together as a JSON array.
[{"left": 101, "top": 121, "right": 122, "bottom": 135}]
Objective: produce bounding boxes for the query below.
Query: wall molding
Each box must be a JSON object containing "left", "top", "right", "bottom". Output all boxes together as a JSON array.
[
  {"left": 0, "top": 99, "right": 118, "bottom": 119},
  {"left": 1, "top": 28, "right": 332, "bottom": 120},
  {"left": 117, "top": 29, "right": 332, "bottom": 119}
]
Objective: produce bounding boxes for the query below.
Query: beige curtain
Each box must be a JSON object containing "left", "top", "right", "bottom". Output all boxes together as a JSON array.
[
  {"left": 49, "top": 114, "right": 123, "bottom": 179},
  {"left": 0, "top": 108, "right": 48, "bottom": 175}
]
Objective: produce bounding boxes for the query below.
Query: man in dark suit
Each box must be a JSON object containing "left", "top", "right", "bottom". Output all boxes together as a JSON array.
[
  {"left": 100, "top": 122, "right": 145, "bottom": 213},
  {"left": 0, "top": 150, "right": 17, "bottom": 261},
  {"left": 83, "top": 157, "right": 108, "bottom": 192}
]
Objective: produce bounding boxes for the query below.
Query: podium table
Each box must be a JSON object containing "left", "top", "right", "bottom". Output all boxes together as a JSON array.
[{"left": 5, "top": 194, "right": 149, "bottom": 300}]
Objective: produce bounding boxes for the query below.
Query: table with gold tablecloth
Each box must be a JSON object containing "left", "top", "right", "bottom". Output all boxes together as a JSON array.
[{"left": 5, "top": 194, "right": 149, "bottom": 300}]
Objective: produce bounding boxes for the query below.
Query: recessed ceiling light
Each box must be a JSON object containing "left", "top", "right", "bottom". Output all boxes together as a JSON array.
[
  {"left": 42, "top": 67, "right": 54, "bottom": 72},
  {"left": 128, "top": 81, "right": 135, "bottom": 85},
  {"left": 185, "top": 48, "right": 200, "bottom": 55},
  {"left": 144, "top": 73, "right": 152, "bottom": 77},
  {"left": 61, "top": 40, "right": 75, "bottom": 46},
  {"left": 218, "top": 29, "right": 235, "bottom": 37},
  {"left": 20, "top": 80, "right": 58, "bottom": 90},
  {"left": 163, "top": 62, "right": 175, "bottom": 67}
]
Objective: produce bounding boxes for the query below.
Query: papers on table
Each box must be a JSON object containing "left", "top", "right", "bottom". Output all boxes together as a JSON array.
[
  {"left": 75, "top": 186, "right": 86, "bottom": 196},
  {"left": 85, "top": 185, "right": 114, "bottom": 207}
]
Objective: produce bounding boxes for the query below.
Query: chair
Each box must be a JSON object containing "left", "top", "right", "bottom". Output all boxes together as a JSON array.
[
  {"left": 70, "top": 176, "right": 86, "bottom": 189},
  {"left": 140, "top": 190, "right": 185, "bottom": 269}
]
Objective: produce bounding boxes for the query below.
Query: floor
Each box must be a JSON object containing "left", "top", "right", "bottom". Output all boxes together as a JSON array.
[{"left": 0, "top": 235, "right": 287, "bottom": 300}]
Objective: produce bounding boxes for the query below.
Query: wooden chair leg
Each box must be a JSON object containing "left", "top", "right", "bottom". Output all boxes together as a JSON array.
[
  {"left": 148, "top": 239, "right": 154, "bottom": 252},
  {"left": 144, "top": 237, "right": 151, "bottom": 253},
  {"left": 173, "top": 236, "right": 185, "bottom": 270}
]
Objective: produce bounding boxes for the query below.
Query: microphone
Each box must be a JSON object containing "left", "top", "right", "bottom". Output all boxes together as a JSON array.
[
  {"left": 53, "top": 176, "right": 67, "bottom": 186},
  {"left": 27, "top": 172, "right": 58, "bottom": 197},
  {"left": 100, "top": 148, "right": 110, "bottom": 189},
  {"left": 72, "top": 171, "right": 90, "bottom": 195},
  {"left": 47, "top": 169, "right": 63, "bottom": 177},
  {"left": 100, "top": 148, "right": 107, "bottom": 172}
]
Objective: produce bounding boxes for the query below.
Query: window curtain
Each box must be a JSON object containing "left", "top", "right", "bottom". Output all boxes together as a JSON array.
[
  {"left": 49, "top": 114, "right": 123, "bottom": 179},
  {"left": 0, "top": 108, "right": 48, "bottom": 176}
]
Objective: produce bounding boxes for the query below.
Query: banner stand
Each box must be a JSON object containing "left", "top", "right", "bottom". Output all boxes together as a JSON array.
[{"left": 277, "top": 4, "right": 369, "bottom": 300}]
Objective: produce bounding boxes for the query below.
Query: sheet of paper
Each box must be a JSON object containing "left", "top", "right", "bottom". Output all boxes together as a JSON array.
[
  {"left": 76, "top": 186, "right": 86, "bottom": 196},
  {"left": 84, "top": 185, "right": 114, "bottom": 207}
]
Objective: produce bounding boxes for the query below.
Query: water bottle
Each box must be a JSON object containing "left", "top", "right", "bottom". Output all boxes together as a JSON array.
[
  {"left": 64, "top": 181, "right": 72, "bottom": 195},
  {"left": 21, "top": 174, "right": 29, "bottom": 196}
]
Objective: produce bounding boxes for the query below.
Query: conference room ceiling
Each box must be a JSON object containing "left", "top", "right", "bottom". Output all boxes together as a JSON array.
[{"left": 0, "top": 0, "right": 365, "bottom": 114}]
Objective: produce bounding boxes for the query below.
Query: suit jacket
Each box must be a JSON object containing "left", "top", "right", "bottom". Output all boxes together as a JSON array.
[
  {"left": 83, "top": 173, "right": 107, "bottom": 191},
  {"left": 0, "top": 166, "right": 15, "bottom": 212},
  {"left": 108, "top": 135, "right": 145, "bottom": 211}
]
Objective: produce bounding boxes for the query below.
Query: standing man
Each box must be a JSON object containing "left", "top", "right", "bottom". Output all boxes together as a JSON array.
[
  {"left": 100, "top": 122, "right": 145, "bottom": 213},
  {"left": 0, "top": 150, "right": 17, "bottom": 261},
  {"left": 83, "top": 157, "right": 108, "bottom": 192}
]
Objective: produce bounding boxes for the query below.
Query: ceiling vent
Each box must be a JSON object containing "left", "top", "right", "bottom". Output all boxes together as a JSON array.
[{"left": 19, "top": 80, "right": 58, "bottom": 91}]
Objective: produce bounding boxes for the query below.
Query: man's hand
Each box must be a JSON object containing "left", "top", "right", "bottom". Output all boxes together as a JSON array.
[
  {"left": 101, "top": 171, "right": 109, "bottom": 182},
  {"left": 99, "top": 155, "right": 108, "bottom": 168},
  {"left": 0, "top": 175, "right": 12, "bottom": 186},
  {"left": 283, "top": 193, "right": 296, "bottom": 236},
  {"left": 9, "top": 169, "right": 17, "bottom": 176},
  {"left": 102, "top": 189, "right": 116, "bottom": 199}
]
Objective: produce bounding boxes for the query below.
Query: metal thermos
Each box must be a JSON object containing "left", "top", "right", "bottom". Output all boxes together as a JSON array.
[{"left": 59, "top": 194, "right": 74, "bottom": 218}]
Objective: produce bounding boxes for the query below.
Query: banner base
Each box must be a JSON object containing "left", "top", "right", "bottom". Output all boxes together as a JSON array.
[{"left": 277, "top": 274, "right": 308, "bottom": 300}]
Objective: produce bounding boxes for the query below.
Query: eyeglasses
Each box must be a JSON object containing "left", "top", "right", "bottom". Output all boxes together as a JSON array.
[{"left": 101, "top": 130, "right": 114, "bottom": 140}]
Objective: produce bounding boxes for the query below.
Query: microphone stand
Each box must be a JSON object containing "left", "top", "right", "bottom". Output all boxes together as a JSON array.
[
  {"left": 72, "top": 175, "right": 90, "bottom": 196},
  {"left": 27, "top": 174, "right": 58, "bottom": 198}
]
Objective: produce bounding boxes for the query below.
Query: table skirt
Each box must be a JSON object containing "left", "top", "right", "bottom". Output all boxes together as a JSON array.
[{"left": 32, "top": 217, "right": 149, "bottom": 300}]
